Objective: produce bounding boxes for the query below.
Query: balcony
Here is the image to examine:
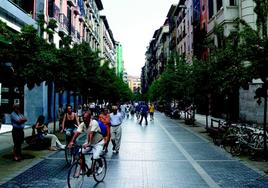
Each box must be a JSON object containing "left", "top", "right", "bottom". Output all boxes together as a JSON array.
[
  {"left": 86, "top": 1, "right": 92, "bottom": 8},
  {"left": 67, "top": 0, "right": 77, "bottom": 7},
  {"left": 0, "top": 0, "right": 37, "bottom": 30},
  {"left": 68, "top": 24, "right": 76, "bottom": 36},
  {"left": 79, "top": 15, "right": 85, "bottom": 22},
  {"left": 58, "top": 13, "right": 69, "bottom": 36},
  {"left": 74, "top": 7, "right": 80, "bottom": 15}
]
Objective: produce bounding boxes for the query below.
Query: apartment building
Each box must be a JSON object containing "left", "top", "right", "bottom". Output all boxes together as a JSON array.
[
  {"left": 0, "top": 0, "right": 119, "bottom": 124},
  {"left": 100, "top": 15, "right": 116, "bottom": 68},
  {"left": 0, "top": 0, "right": 37, "bottom": 118},
  {"left": 128, "top": 76, "right": 141, "bottom": 94},
  {"left": 115, "top": 42, "right": 124, "bottom": 78}
]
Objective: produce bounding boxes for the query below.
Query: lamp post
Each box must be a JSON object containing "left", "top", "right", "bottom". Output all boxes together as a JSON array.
[
  {"left": 255, "top": 78, "right": 268, "bottom": 160},
  {"left": 262, "top": 79, "right": 268, "bottom": 160},
  {"left": 264, "top": 87, "right": 267, "bottom": 160}
]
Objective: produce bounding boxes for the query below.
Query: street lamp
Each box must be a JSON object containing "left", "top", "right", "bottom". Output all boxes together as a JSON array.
[
  {"left": 262, "top": 78, "right": 268, "bottom": 160},
  {"left": 255, "top": 77, "right": 268, "bottom": 160}
]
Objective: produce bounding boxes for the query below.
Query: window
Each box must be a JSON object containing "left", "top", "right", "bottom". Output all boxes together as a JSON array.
[
  {"left": 230, "top": 0, "right": 236, "bottom": 6},
  {"left": 48, "top": 0, "right": 54, "bottom": 17},
  {"left": 217, "top": 0, "right": 223, "bottom": 12},
  {"left": 209, "top": 0, "right": 213, "bottom": 19},
  {"left": 49, "top": 34, "right": 53, "bottom": 43}
]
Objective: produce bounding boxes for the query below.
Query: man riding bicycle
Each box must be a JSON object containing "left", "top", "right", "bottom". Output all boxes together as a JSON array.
[{"left": 68, "top": 111, "right": 104, "bottom": 173}]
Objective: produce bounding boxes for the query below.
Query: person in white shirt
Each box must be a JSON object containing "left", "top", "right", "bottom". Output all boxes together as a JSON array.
[
  {"left": 68, "top": 112, "right": 104, "bottom": 171},
  {"left": 110, "top": 106, "right": 123, "bottom": 154}
]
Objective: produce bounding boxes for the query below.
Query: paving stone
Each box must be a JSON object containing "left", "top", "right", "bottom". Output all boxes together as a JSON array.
[
  {"left": 1, "top": 113, "right": 268, "bottom": 188},
  {"left": 198, "top": 161, "right": 268, "bottom": 187}
]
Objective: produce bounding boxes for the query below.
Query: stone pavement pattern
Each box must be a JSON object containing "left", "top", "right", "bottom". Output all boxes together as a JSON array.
[{"left": 1, "top": 113, "right": 268, "bottom": 187}]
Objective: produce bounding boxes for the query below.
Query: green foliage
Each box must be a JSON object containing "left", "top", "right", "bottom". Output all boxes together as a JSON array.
[
  {"left": 253, "top": 0, "right": 268, "bottom": 37},
  {"left": 0, "top": 22, "right": 131, "bottom": 103},
  {"left": 147, "top": 55, "right": 191, "bottom": 103}
]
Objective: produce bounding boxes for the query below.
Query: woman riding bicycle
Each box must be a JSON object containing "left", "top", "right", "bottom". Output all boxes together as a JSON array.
[{"left": 61, "top": 104, "right": 79, "bottom": 144}]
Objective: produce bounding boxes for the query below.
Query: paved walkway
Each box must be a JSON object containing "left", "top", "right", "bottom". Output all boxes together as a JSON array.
[{"left": 0, "top": 113, "right": 268, "bottom": 187}]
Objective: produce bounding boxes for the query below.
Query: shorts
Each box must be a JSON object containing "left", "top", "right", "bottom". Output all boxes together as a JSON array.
[{"left": 82, "top": 139, "right": 104, "bottom": 159}]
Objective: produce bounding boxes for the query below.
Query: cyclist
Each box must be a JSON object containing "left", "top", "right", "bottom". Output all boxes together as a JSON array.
[
  {"left": 61, "top": 104, "right": 79, "bottom": 144},
  {"left": 68, "top": 112, "right": 104, "bottom": 174}
]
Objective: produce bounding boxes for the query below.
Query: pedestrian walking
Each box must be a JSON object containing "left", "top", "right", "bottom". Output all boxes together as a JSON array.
[
  {"left": 135, "top": 102, "right": 141, "bottom": 120},
  {"left": 99, "top": 108, "right": 111, "bottom": 153},
  {"left": 58, "top": 104, "right": 64, "bottom": 131},
  {"left": 77, "top": 104, "right": 83, "bottom": 123},
  {"left": 139, "top": 102, "right": 149, "bottom": 125},
  {"left": 149, "top": 103, "right": 155, "bottom": 121},
  {"left": 110, "top": 106, "right": 123, "bottom": 154},
  {"left": 10, "top": 104, "right": 27, "bottom": 161}
]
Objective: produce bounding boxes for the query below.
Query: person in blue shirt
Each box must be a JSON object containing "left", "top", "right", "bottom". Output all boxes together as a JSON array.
[
  {"left": 139, "top": 102, "right": 149, "bottom": 125},
  {"left": 10, "top": 104, "right": 27, "bottom": 161}
]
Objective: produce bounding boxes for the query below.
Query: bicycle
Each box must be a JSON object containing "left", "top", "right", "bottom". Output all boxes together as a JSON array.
[
  {"left": 64, "top": 128, "right": 76, "bottom": 165},
  {"left": 67, "top": 144, "right": 107, "bottom": 188}
]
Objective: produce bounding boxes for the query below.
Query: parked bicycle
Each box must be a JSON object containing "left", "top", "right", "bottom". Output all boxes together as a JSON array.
[
  {"left": 222, "top": 124, "right": 268, "bottom": 158},
  {"left": 67, "top": 143, "right": 107, "bottom": 188}
]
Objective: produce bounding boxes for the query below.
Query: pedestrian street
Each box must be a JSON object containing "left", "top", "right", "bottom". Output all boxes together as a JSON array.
[{"left": 1, "top": 112, "right": 268, "bottom": 188}]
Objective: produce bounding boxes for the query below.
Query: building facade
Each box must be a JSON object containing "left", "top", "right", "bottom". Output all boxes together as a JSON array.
[
  {"left": 128, "top": 75, "right": 141, "bottom": 94},
  {"left": 142, "top": 0, "right": 268, "bottom": 123},
  {"left": 100, "top": 15, "right": 116, "bottom": 68},
  {"left": 0, "top": 0, "right": 120, "bottom": 125},
  {"left": 115, "top": 42, "right": 124, "bottom": 78}
]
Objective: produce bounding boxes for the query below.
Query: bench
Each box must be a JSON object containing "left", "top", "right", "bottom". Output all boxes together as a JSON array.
[
  {"left": 24, "top": 125, "right": 50, "bottom": 150},
  {"left": 206, "top": 119, "right": 227, "bottom": 145}
]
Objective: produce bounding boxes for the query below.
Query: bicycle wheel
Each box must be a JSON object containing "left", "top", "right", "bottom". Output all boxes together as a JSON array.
[
  {"left": 93, "top": 156, "right": 107, "bottom": 182},
  {"left": 230, "top": 142, "right": 241, "bottom": 156},
  {"left": 67, "top": 161, "right": 89, "bottom": 188},
  {"left": 65, "top": 147, "right": 73, "bottom": 165}
]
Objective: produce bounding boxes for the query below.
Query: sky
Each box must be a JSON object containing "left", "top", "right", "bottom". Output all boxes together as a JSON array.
[{"left": 101, "top": 0, "right": 178, "bottom": 77}]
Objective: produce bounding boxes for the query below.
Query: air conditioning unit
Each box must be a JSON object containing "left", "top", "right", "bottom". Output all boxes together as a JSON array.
[
  {"left": 14, "top": 87, "right": 19, "bottom": 93},
  {"left": 14, "top": 99, "right": 20, "bottom": 105}
]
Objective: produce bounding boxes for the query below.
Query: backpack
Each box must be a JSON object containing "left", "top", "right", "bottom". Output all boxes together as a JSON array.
[{"left": 96, "top": 120, "right": 107, "bottom": 137}]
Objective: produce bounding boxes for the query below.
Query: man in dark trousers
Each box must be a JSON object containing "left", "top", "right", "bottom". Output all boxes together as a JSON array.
[{"left": 139, "top": 102, "right": 149, "bottom": 125}]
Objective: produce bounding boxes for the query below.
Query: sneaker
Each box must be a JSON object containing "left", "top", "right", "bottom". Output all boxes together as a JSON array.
[
  {"left": 97, "top": 167, "right": 103, "bottom": 174},
  {"left": 49, "top": 146, "right": 58, "bottom": 151},
  {"left": 112, "top": 150, "right": 116, "bottom": 154}
]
